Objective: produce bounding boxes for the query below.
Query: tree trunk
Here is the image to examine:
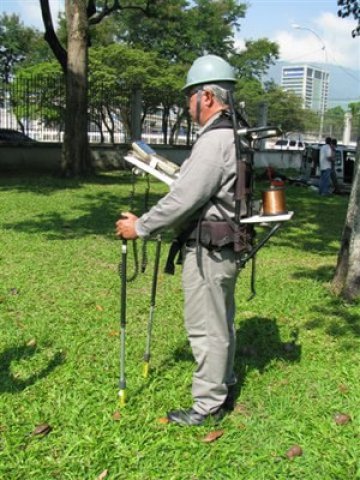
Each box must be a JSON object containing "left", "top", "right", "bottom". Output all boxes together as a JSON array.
[
  {"left": 332, "top": 138, "right": 360, "bottom": 301},
  {"left": 62, "top": 0, "right": 93, "bottom": 176}
]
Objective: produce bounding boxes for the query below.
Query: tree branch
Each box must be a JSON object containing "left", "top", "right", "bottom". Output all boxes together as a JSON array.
[
  {"left": 39, "top": 0, "right": 67, "bottom": 72},
  {"left": 337, "top": 0, "right": 360, "bottom": 37},
  {"left": 87, "top": 0, "right": 97, "bottom": 18},
  {"left": 88, "top": 0, "right": 157, "bottom": 25}
]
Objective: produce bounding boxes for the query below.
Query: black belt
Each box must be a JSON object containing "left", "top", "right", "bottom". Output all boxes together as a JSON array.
[
  {"left": 165, "top": 221, "right": 237, "bottom": 275},
  {"left": 186, "top": 239, "right": 234, "bottom": 251}
]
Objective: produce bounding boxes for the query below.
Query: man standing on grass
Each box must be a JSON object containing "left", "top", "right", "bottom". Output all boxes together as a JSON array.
[
  {"left": 319, "top": 136, "right": 333, "bottom": 196},
  {"left": 116, "top": 55, "right": 244, "bottom": 426}
]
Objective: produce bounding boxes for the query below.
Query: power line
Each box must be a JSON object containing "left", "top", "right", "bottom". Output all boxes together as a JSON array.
[{"left": 325, "top": 50, "right": 360, "bottom": 82}]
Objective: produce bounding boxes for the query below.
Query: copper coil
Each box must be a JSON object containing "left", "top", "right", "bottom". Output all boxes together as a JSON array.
[{"left": 262, "top": 188, "right": 287, "bottom": 216}]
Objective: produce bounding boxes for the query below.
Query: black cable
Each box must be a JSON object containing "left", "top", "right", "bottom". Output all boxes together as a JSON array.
[{"left": 140, "top": 175, "right": 150, "bottom": 273}]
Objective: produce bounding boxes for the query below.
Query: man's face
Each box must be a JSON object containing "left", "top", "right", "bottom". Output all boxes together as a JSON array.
[
  {"left": 185, "top": 87, "right": 223, "bottom": 126},
  {"left": 186, "top": 87, "right": 204, "bottom": 123}
]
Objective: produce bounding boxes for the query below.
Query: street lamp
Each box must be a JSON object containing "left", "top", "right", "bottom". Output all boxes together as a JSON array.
[{"left": 291, "top": 24, "right": 328, "bottom": 141}]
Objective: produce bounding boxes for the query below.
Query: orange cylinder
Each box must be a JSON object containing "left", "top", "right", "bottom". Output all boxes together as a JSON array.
[{"left": 262, "top": 187, "right": 287, "bottom": 215}]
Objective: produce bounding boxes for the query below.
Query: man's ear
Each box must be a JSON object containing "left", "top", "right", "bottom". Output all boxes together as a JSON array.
[{"left": 203, "top": 89, "right": 214, "bottom": 106}]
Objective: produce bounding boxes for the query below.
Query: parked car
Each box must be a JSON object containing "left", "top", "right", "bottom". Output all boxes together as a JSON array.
[
  {"left": 273, "top": 139, "right": 305, "bottom": 150},
  {"left": 0, "top": 128, "right": 37, "bottom": 144}
]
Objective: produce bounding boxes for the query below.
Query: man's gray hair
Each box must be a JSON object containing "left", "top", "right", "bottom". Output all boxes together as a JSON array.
[{"left": 203, "top": 83, "right": 232, "bottom": 105}]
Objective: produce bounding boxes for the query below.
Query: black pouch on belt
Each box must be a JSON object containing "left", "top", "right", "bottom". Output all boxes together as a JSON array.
[
  {"left": 199, "top": 221, "right": 234, "bottom": 248},
  {"left": 199, "top": 221, "right": 254, "bottom": 251}
]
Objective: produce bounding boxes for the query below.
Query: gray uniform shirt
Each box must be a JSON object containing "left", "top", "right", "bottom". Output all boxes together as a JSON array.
[{"left": 135, "top": 112, "right": 240, "bottom": 239}]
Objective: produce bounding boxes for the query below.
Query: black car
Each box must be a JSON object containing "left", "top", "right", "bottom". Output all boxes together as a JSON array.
[{"left": 0, "top": 128, "right": 37, "bottom": 144}]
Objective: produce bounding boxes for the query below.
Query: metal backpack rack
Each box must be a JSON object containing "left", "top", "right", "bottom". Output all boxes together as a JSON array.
[{"left": 226, "top": 92, "right": 293, "bottom": 297}]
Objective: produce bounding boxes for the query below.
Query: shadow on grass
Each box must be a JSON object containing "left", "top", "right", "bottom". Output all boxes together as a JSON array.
[
  {"left": 2, "top": 179, "right": 165, "bottom": 240},
  {"left": 1, "top": 177, "right": 348, "bottom": 250},
  {"left": 0, "top": 345, "right": 65, "bottom": 393},
  {"left": 232, "top": 316, "right": 301, "bottom": 402},
  {"left": 305, "top": 301, "right": 360, "bottom": 339},
  {"left": 135, "top": 316, "right": 301, "bottom": 408},
  {"left": 292, "top": 264, "right": 336, "bottom": 283},
  {"left": 0, "top": 171, "right": 130, "bottom": 194},
  {"left": 292, "top": 264, "right": 360, "bottom": 340}
]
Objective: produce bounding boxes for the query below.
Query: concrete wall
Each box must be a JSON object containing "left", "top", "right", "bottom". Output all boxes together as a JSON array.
[
  {"left": 0, "top": 143, "right": 62, "bottom": 173},
  {"left": 0, "top": 143, "right": 302, "bottom": 174},
  {"left": 0, "top": 143, "right": 191, "bottom": 174}
]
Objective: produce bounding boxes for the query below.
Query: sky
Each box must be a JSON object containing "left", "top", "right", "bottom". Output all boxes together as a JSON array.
[
  {"left": 236, "top": 0, "right": 359, "bottom": 73},
  {"left": 1, "top": 0, "right": 359, "bottom": 75}
]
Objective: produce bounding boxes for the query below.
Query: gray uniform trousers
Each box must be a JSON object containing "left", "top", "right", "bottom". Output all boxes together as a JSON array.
[{"left": 182, "top": 242, "right": 239, "bottom": 416}]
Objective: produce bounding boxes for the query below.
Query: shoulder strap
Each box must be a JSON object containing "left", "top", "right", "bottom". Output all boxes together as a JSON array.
[{"left": 200, "top": 112, "right": 233, "bottom": 136}]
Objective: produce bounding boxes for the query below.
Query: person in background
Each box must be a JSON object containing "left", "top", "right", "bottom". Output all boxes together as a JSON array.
[{"left": 319, "top": 137, "right": 333, "bottom": 196}]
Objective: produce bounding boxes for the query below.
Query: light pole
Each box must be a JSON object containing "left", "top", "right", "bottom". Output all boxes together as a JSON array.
[{"left": 291, "top": 24, "right": 328, "bottom": 141}]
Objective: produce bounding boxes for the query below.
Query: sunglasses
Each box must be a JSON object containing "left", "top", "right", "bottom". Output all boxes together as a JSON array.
[{"left": 186, "top": 87, "right": 203, "bottom": 99}]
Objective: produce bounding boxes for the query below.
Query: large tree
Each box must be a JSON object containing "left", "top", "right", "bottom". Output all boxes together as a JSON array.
[
  {"left": 39, "top": 0, "right": 157, "bottom": 176},
  {"left": 331, "top": 0, "right": 360, "bottom": 300},
  {"left": 332, "top": 138, "right": 360, "bottom": 301}
]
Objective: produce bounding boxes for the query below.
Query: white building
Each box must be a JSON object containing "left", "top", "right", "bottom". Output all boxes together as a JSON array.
[{"left": 281, "top": 64, "right": 329, "bottom": 113}]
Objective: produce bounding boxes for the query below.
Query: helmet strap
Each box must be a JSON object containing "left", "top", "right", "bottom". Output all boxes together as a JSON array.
[{"left": 196, "top": 90, "right": 203, "bottom": 124}]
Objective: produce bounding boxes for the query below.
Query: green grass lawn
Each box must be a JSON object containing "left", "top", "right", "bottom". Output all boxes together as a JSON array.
[{"left": 0, "top": 171, "right": 359, "bottom": 480}]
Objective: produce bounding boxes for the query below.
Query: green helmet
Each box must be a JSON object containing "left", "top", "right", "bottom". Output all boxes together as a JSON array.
[{"left": 183, "top": 54, "right": 236, "bottom": 92}]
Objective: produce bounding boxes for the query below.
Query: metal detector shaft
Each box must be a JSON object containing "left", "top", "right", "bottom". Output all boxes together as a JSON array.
[
  {"left": 143, "top": 234, "right": 162, "bottom": 378},
  {"left": 119, "top": 239, "right": 127, "bottom": 406},
  {"left": 249, "top": 256, "right": 256, "bottom": 300},
  {"left": 239, "top": 223, "right": 282, "bottom": 269}
]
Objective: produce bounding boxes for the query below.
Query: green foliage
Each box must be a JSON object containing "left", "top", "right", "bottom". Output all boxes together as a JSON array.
[
  {"left": 348, "top": 101, "right": 360, "bottom": 134},
  {"left": 264, "top": 85, "right": 304, "bottom": 131},
  {"left": 348, "top": 100, "right": 360, "bottom": 117},
  {"left": 89, "top": 15, "right": 125, "bottom": 47},
  {"left": 232, "top": 38, "right": 279, "bottom": 80},
  {"left": 88, "top": 44, "right": 185, "bottom": 136},
  {"left": 0, "top": 172, "right": 359, "bottom": 479},
  {"left": 234, "top": 77, "right": 264, "bottom": 125},
  {"left": 0, "top": 13, "right": 52, "bottom": 82},
  {"left": 7, "top": 1, "right": 333, "bottom": 140},
  {"left": 240, "top": 81, "right": 307, "bottom": 132},
  {"left": 11, "top": 63, "right": 64, "bottom": 127},
  {"left": 181, "top": 0, "right": 247, "bottom": 60},
  {"left": 112, "top": 0, "right": 247, "bottom": 63},
  {"left": 90, "top": 44, "right": 182, "bottom": 92},
  {"left": 13, "top": 44, "right": 186, "bottom": 139},
  {"left": 302, "top": 108, "right": 322, "bottom": 137},
  {"left": 337, "top": 0, "right": 360, "bottom": 37},
  {"left": 324, "top": 106, "right": 346, "bottom": 140}
]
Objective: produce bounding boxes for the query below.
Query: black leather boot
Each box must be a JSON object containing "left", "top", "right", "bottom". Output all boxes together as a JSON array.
[{"left": 167, "top": 408, "right": 208, "bottom": 426}]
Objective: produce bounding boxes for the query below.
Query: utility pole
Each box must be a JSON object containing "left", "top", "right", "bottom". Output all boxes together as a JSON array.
[{"left": 292, "top": 24, "right": 328, "bottom": 142}]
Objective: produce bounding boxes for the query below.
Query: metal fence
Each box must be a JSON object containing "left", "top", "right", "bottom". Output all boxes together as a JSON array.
[
  {"left": 1, "top": 76, "right": 358, "bottom": 147},
  {"left": 0, "top": 76, "right": 196, "bottom": 145}
]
